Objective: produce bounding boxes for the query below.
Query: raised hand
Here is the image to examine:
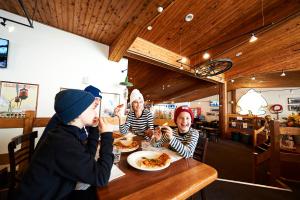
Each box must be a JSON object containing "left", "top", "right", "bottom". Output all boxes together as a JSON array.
[{"left": 98, "top": 117, "right": 112, "bottom": 134}]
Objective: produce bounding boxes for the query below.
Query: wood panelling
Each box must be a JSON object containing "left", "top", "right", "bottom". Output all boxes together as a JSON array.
[
  {"left": 227, "top": 70, "right": 300, "bottom": 91},
  {"left": 139, "top": 0, "right": 300, "bottom": 59},
  {"left": 223, "top": 14, "right": 300, "bottom": 80},
  {"left": 0, "top": 0, "right": 165, "bottom": 45},
  {"left": 109, "top": 0, "right": 174, "bottom": 61},
  {"left": 127, "top": 58, "right": 216, "bottom": 103}
]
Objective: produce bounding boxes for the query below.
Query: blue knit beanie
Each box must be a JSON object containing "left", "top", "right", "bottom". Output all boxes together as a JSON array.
[
  {"left": 84, "top": 85, "right": 102, "bottom": 99},
  {"left": 54, "top": 89, "right": 95, "bottom": 124}
]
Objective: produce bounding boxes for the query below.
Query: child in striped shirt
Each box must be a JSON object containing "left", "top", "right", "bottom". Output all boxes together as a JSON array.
[
  {"left": 114, "top": 89, "right": 154, "bottom": 137},
  {"left": 152, "top": 106, "right": 201, "bottom": 158}
]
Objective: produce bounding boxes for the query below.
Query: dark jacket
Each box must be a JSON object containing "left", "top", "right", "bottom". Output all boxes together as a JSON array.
[
  {"left": 17, "top": 124, "right": 114, "bottom": 200},
  {"left": 35, "top": 114, "right": 61, "bottom": 149}
]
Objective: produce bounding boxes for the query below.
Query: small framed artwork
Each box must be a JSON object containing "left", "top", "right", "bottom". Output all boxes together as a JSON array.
[
  {"left": 0, "top": 81, "right": 39, "bottom": 116},
  {"left": 100, "top": 92, "right": 120, "bottom": 117},
  {"left": 288, "top": 97, "right": 300, "bottom": 104},
  {"left": 288, "top": 105, "right": 300, "bottom": 111}
]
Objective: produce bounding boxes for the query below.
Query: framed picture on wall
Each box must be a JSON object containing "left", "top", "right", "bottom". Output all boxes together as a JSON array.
[
  {"left": 100, "top": 92, "right": 120, "bottom": 117},
  {"left": 0, "top": 81, "right": 39, "bottom": 116},
  {"left": 288, "top": 105, "right": 300, "bottom": 111},
  {"left": 288, "top": 97, "right": 300, "bottom": 104}
]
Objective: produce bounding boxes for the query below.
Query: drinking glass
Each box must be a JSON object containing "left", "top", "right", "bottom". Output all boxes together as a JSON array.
[{"left": 113, "top": 147, "right": 121, "bottom": 164}]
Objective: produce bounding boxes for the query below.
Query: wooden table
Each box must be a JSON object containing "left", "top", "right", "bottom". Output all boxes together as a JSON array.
[{"left": 97, "top": 145, "right": 217, "bottom": 199}]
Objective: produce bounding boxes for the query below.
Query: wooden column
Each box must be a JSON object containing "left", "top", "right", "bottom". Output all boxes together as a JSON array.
[
  {"left": 219, "top": 82, "right": 228, "bottom": 139},
  {"left": 231, "top": 90, "right": 237, "bottom": 114},
  {"left": 270, "top": 120, "right": 281, "bottom": 186}
]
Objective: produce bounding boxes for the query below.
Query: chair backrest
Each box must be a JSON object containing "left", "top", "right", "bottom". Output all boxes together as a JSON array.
[
  {"left": 193, "top": 137, "right": 209, "bottom": 163},
  {"left": 8, "top": 131, "right": 38, "bottom": 190}
]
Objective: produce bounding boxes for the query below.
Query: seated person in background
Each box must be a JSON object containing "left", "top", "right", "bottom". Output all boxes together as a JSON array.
[
  {"left": 114, "top": 89, "right": 154, "bottom": 137},
  {"left": 151, "top": 106, "right": 203, "bottom": 158},
  {"left": 17, "top": 89, "right": 113, "bottom": 200},
  {"left": 36, "top": 85, "right": 102, "bottom": 149}
]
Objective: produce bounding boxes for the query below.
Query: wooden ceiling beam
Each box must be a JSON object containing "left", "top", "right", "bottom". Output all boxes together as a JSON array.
[
  {"left": 126, "top": 37, "right": 224, "bottom": 84},
  {"left": 108, "top": 0, "right": 174, "bottom": 62}
]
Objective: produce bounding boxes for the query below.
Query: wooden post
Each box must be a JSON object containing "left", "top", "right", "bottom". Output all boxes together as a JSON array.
[
  {"left": 23, "top": 111, "right": 35, "bottom": 134},
  {"left": 270, "top": 120, "right": 281, "bottom": 186},
  {"left": 231, "top": 90, "right": 236, "bottom": 114},
  {"left": 219, "top": 82, "right": 228, "bottom": 139}
]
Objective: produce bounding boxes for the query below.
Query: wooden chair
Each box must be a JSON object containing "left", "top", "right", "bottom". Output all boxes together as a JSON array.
[
  {"left": 269, "top": 121, "right": 300, "bottom": 187},
  {"left": 8, "top": 131, "right": 38, "bottom": 196},
  {"left": 191, "top": 136, "right": 209, "bottom": 200}
]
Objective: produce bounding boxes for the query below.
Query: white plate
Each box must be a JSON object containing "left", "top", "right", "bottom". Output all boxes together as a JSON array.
[
  {"left": 117, "top": 144, "right": 139, "bottom": 153},
  {"left": 127, "top": 151, "right": 171, "bottom": 171}
]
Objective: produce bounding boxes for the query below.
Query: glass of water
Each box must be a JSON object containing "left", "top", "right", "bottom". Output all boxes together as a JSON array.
[{"left": 113, "top": 147, "right": 121, "bottom": 164}]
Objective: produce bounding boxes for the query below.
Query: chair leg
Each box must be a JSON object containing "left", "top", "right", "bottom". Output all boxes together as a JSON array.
[{"left": 201, "top": 189, "right": 206, "bottom": 200}]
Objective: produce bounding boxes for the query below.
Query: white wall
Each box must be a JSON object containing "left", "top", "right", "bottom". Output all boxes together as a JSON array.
[
  {"left": 236, "top": 88, "right": 300, "bottom": 120},
  {"left": 191, "top": 87, "right": 300, "bottom": 122},
  {"left": 190, "top": 95, "right": 220, "bottom": 122},
  {"left": 0, "top": 10, "right": 128, "bottom": 153}
]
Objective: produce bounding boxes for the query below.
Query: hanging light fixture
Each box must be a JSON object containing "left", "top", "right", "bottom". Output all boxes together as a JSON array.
[
  {"left": 119, "top": 76, "right": 133, "bottom": 87},
  {"left": 280, "top": 70, "right": 286, "bottom": 77}
]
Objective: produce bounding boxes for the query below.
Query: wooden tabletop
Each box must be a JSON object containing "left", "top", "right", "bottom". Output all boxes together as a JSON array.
[{"left": 97, "top": 146, "right": 217, "bottom": 199}]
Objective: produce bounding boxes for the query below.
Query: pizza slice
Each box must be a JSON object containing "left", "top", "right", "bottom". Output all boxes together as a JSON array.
[
  {"left": 114, "top": 140, "right": 139, "bottom": 149},
  {"left": 139, "top": 153, "right": 171, "bottom": 169}
]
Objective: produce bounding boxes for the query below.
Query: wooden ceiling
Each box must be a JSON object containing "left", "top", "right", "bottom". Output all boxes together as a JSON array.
[
  {"left": 127, "top": 58, "right": 215, "bottom": 103},
  {"left": 1, "top": 0, "right": 300, "bottom": 102}
]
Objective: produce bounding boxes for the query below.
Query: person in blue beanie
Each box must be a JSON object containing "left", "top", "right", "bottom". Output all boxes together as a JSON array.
[
  {"left": 17, "top": 89, "right": 113, "bottom": 200},
  {"left": 36, "top": 85, "right": 102, "bottom": 149}
]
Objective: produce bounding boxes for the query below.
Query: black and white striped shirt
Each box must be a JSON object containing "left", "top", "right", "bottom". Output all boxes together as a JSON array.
[
  {"left": 119, "top": 109, "right": 154, "bottom": 135},
  {"left": 152, "top": 128, "right": 201, "bottom": 158}
]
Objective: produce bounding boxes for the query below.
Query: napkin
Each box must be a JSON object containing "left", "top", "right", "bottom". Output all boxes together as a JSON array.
[{"left": 109, "top": 164, "right": 125, "bottom": 182}]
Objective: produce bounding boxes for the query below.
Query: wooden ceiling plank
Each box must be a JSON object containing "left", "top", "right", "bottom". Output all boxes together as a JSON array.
[
  {"left": 66, "top": 0, "right": 74, "bottom": 32},
  {"left": 81, "top": 0, "right": 95, "bottom": 36},
  {"left": 90, "top": 0, "right": 110, "bottom": 41},
  {"left": 85, "top": 0, "right": 104, "bottom": 40},
  {"left": 224, "top": 15, "right": 300, "bottom": 80},
  {"left": 72, "top": 0, "right": 81, "bottom": 34},
  {"left": 96, "top": 0, "right": 120, "bottom": 43},
  {"left": 108, "top": 0, "right": 174, "bottom": 62},
  {"left": 46, "top": 0, "right": 58, "bottom": 27},
  {"left": 77, "top": 0, "right": 89, "bottom": 36},
  {"left": 53, "top": 0, "right": 63, "bottom": 28},
  {"left": 61, "top": 0, "right": 69, "bottom": 31}
]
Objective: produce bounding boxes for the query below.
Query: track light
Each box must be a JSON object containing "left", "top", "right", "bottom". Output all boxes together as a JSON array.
[
  {"left": 280, "top": 70, "right": 286, "bottom": 77},
  {"left": 203, "top": 52, "right": 210, "bottom": 60},
  {"left": 251, "top": 76, "right": 256, "bottom": 80},
  {"left": 249, "top": 34, "right": 258, "bottom": 43}
]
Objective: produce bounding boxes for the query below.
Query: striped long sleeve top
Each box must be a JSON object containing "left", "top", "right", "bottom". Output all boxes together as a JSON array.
[
  {"left": 152, "top": 127, "right": 201, "bottom": 158},
  {"left": 119, "top": 109, "right": 154, "bottom": 135}
]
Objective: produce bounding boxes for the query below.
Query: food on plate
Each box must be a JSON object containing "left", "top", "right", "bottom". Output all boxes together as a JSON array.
[
  {"left": 114, "top": 140, "right": 139, "bottom": 149},
  {"left": 139, "top": 153, "right": 171, "bottom": 169},
  {"left": 162, "top": 122, "right": 168, "bottom": 126}
]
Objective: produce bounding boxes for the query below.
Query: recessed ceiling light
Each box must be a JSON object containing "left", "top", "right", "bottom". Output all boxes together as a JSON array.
[
  {"left": 157, "top": 6, "right": 163, "bottom": 13},
  {"left": 251, "top": 76, "right": 256, "bottom": 80},
  {"left": 185, "top": 14, "right": 194, "bottom": 22},
  {"left": 231, "top": 79, "right": 235, "bottom": 83},
  {"left": 147, "top": 25, "right": 152, "bottom": 31},
  {"left": 236, "top": 52, "right": 242, "bottom": 57},
  {"left": 179, "top": 66, "right": 184, "bottom": 70}
]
